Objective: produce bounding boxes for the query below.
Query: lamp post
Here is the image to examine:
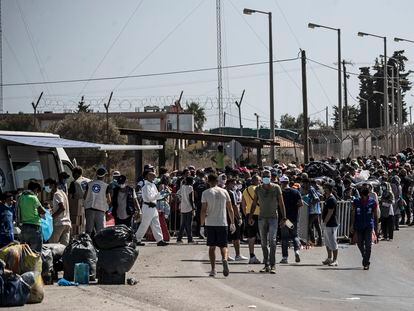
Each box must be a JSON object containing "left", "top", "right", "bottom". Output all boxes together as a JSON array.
[
  {"left": 358, "top": 31, "right": 389, "bottom": 154},
  {"left": 358, "top": 96, "right": 369, "bottom": 129},
  {"left": 308, "top": 22, "right": 342, "bottom": 157},
  {"left": 254, "top": 113, "right": 259, "bottom": 138},
  {"left": 244, "top": 8, "right": 275, "bottom": 163}
]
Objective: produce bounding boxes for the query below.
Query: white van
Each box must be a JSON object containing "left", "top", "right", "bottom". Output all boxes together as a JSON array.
[{"left": 0, "top": 130, "right": 163, "bottom": 193}]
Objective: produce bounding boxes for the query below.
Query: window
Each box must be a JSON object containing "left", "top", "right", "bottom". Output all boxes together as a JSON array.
[{"left": 13, "top": 161, "right": 44, "bottom": 189}]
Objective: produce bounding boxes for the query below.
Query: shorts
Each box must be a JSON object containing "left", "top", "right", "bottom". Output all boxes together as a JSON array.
[
  {"left": 228, "top": 221, "right": 241, "bottom": 241},
  {"left": 324, "top": 226, "right": 338, "bottom": 250},
  {"left": 206, "top": 226, "right": 228, "bottom": 248},
  {"left": 245, "top": 215, "right": 259, "bottom": 239}
]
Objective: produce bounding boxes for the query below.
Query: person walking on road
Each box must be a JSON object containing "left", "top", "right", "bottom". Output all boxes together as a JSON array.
[
  {"left": 351, "top": 183, "right": 379, "bottom": 270},
  {"left": 176, "top": 176, "right": 195, "bottom": 244},
  {"left": 302, "top": 178, "right": 323, "bottom": 246},
  {"left": 279, "top": 175, "right": 302, "bottom": 264},
  {"left": 321, "top": 184, "right": 339, "bottom": 267},
  {"left": 249, "top": 170, "right": 287, "bottom": 274},
  {"left": 201, "top": 174, "right": 236, "bottom": 277},
  {"left": 135, "top": 171, "right": 169, "bottom": 246},
  {"left": 241, "top": 175, "right": 261, "bottom": 264}
]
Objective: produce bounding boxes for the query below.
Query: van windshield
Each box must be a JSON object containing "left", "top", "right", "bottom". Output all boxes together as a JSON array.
[{"left": 13, "top": 161, "right": 44, "bottom": 189}]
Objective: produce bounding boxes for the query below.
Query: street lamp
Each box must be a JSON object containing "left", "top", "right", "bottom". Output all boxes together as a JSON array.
[
  {"left": 394, "top": 37, "right": 414, "bottom": 44},
  {"left": 308, "top": 22, "right": 343, "bottom": 156},
  {"left": 254, "top": 113, "right": 260, "bottom": 138},
  {"left": 358, "top": 96, "right": 369, "bottom": 129},
  {"left": 358, "top": 31, "right": 389, "bottom": 154},
  {"left": 244, "top": 8, "right": 275, "bottom": 163}
]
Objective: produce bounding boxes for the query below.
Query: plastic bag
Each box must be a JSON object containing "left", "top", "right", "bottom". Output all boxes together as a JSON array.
[
  {"left": 93, "top": 225, "right": 134, "bottom": 250},
  {"left": 41, "top": 247, "right": 53, "bottom": 284},
  {"left": 97, "top": 245, "right": 138, "bottom": 274},
  {"left": 62, "top": 234, "right": 97, "bottom": 281},
  {"left": 0, "top": 273, "right": 30, "bottom": 307},
  {"left": 41, "top": 210, "right": 54, "bottom": 242},
  {"left": 21, "top": 272, "right": 44, "bottom": 304},
  {"left": 0, "top": 243, "right": 42, "bottom": 275}
]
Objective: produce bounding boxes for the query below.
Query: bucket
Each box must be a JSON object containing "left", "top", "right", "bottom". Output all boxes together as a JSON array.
[{"left": 74, "top": 263, "right": 89, "bottom": 285}]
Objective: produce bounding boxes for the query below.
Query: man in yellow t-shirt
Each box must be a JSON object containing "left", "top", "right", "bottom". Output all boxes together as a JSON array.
[{"left": 242, "top": 175, "right": 261, "bottom": 264}]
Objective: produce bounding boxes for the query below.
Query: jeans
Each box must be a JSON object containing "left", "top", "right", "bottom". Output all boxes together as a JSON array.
[
  {"left": 177, "top": 211, "right": 193, "bottom": 242},
  {"left": 281, "top": 222, "right": 301, "bottom": 258},
  {"left": 380, "top": 216, "right": 394, "bottom": 240},
  {"left": 356, "top": 227, "right": 372, "bottom": 266},
  {"left": 21, "top": 224, "right": 43, "bottom": 253},
  {"left": 258, "top": 217, "right": 278, "bottom": 267},
  {"left": 308, "top": 214, "right": 322, "bottom": 244}
]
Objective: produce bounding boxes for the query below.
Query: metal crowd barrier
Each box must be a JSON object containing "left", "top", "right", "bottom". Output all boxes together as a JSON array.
[{"left": 299, "top": 200, "right": 352, "bottom": 242}]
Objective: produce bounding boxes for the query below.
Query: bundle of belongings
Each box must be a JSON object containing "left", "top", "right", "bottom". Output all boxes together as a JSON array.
[{"left": 93, "top": 225, "right": 138, "bottom": 284}]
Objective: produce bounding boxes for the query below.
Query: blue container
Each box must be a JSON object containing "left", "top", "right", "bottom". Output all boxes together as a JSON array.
[{"left": 74, "top": 263, "right": 90, "bottom": 285}]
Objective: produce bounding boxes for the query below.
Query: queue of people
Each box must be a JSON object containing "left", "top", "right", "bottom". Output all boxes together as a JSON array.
[{"left": 1, "top": 147, "right": 414, "bottom": 279}]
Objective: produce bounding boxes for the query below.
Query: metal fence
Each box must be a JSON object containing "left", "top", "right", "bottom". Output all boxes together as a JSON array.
[{"left": 308, "top": 127, "right": 414, "bottom": 160}]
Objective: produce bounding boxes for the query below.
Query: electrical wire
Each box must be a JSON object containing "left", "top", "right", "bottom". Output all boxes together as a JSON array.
[
  {"left": 2, "top": 57, "right": 300, "bottom": 87},
  {"left": 112, "top": 0, "right": 206, "bottom": 91},
  {"left": 77, "top": 0, "right": 145, "bottom": 97}
]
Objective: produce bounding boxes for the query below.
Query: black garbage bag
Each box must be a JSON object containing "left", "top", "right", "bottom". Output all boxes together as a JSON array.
[
  {"left": 93, "top": 225, "right": 135, "bottom": 250},
  {"left": 0, "top": 260, "right": 30, "bottom": 307},
  {"left": 304, "top": 161, "right": 339, "bottom": 179},
  {"left": 62, "top": 234, "right": 97, "bottom": 281},
  {"left": 97, "top": 245, "right": 138, "bottom": 274}
]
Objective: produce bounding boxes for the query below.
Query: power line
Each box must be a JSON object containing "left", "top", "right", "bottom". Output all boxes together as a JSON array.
[
  {"left": 2, "top": 56, "right": 299, "bottom": 87},
  {"left": 112, "top": 0, "right": 206, "bottom": 91},
  {"left": 77, "top": 0, "right": 145, "bottom": 97}
]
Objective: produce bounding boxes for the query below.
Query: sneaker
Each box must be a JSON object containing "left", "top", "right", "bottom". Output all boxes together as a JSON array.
[
  {"left": 322, "top": 258, "right": 332, "bottom": 265},
  {"left": 209, "top": 270, "right": 217, "bottom": 277},
  {"left": 295, "top": 252, "right": 301, "bottom": 263},
  {"left": 136, "top": 242, "right": 145, "bottom": 246},
  {"left": 260, "top": 266, "right": 270, "bottom": 273},
  {"left": 198, "top": 235, "right": 205, "bottom": 239},
  {"left": 227, "top": 256, "right": 235, "bottom": 261},
  {"left": 235, "top": 255, "right": 248, "bottom": 261},
  {"left": 363, "top": 265, "right": 370, "bottom": 270},
  {"left": 188, "top": 240, "right": 197, "bottom": 244},
  {"left": 176, "top": 240, "right": 183, "bottom": 244},
  {"left": 279, "top": 258, "right": 288, "bottom": 264},
  {"left": 249, "top": 256, "right": 261, "bottom": 264},
  {"left": 222, "top": 260, "right": 230, "bottom": 277},
  {"left": 329, "top": 260, "right": 338, "bottom": 267},
  {"left": 157, "top": 240, "right": 169, "bottom": 246},
  {"left": 270, "top": 266, "right": 276, "bottom": 274}
]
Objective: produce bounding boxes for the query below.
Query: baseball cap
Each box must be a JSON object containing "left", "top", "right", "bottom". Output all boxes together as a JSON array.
[
  {"left": 96, "top": 167, "right": 107, "bottom": 177},
  {"left": 112, "top": 170, "right": 121, "bottom": 177},
  {"left": 144, "top": 164, "right": 154, "bottom": 171},
  {"left": 279, "top": 175, "right": 289, "bottom": 183},
  {"left": 117, "top": 175, "right": 127, "bottom": 185}
]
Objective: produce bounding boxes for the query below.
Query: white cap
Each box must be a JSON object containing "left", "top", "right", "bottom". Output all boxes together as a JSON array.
[
  {"left": 279, "top": 175, "right": 289, "bottom": 183},
  {"left": 112, "top": 170, "right": 121, "bottom": 177}
]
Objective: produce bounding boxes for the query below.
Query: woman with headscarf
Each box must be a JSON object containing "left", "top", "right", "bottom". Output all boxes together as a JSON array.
[{"left": 379, "top": 181, "right": 395, "bottom": 241}]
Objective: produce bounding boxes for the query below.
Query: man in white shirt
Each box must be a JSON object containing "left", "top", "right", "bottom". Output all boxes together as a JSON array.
[
  {"left": 135, "top": 171, "right": 168, "bottom": 246},
  {"left": 44, "top": 178, "right": 72, "bottom": 245},
  {"left": 201, "top": 174, "right": 236, "bottom": 277},
  {"left": 177, "top": 176, "right": 195, "bottom": 243},
  {"left": 68, "top": 166, "right": 90, "bottom": 235}
]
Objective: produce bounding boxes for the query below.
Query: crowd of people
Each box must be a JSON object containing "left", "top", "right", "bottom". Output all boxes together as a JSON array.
[{"left": 1, "top": 146, "right": 414, "bottom": 278}]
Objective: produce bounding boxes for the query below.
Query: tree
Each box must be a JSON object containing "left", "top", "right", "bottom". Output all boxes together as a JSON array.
[
  {"left": 280, "top": 113, "right": 297, "bottom": 129},
  {"left": 49, "top": 113, "right": 126, "bottom": 168},
  {"left": 77, "top": 96, "right": 91, "bottom": 113},
  {"left": 332, "top": 105, "right": 359, "bottom": 130},
  {"left": 356, "top": 66, "right": 377, "bottom": 128},
  {"left": 0, "top": 113, "right": 36, "bottom": 131},
  {"left": 185, "top": 102, "right": 206, "bottom": 132}
]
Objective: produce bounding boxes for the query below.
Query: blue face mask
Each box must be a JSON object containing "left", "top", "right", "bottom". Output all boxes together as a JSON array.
[{"left": 262, "top": 177, "right": 271, "bottom": 185}]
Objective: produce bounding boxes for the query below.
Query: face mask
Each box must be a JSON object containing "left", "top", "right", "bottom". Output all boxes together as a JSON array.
[
  {"left": 44, "top": 186, "right": 52, "bottom": 193},
  {"left": 119, "top": 184, "right": 126, "bottom": 189},
  {"left": 263, "top": 177, "right": 271, "bottom": 185}
]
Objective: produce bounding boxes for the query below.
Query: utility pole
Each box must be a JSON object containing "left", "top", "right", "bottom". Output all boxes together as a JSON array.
[
  {"left": 104, "top": 91, "right": 113, "bottom": 144},
  {"left": 254, "top": 113, "right": 259, "bottom": 138},
  {"left": 410, "top": 106, "right": 412, "bottom": 125},
  {"left": 173, "top": 91, "right": 184, "bottom": 171},
  {"left": 235, "top": 89, "right": 245, "bottom": 136},
  {"left": 31, "top": 92, "right": 44, "bottom": 130},
  {"left": 223, "top": 112, "right": 226, "bottom": 127},
  {"left": 216, "top": 0, "right": 223, "bottom": 133},
  {"left": 325, "top": 106, "right": 329, "bottom": 127},
  {"left": 342, "top": 60, "right": 353, "bottom": 130},
  {"left": 0, "top": 0, "right": 3, "bottom": 114},
  {"left": 301, "top": 50, "right": 309, "bottom": 164}
]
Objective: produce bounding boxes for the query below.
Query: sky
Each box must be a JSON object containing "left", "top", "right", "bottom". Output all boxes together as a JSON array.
[{"left": 2, "top": 0, "right": 414, "bottom": 130}]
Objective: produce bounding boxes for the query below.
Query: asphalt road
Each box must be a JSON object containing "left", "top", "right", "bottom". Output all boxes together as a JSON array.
[{"left": 26, "top": 225, "right": 414, "bottom": 311}]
